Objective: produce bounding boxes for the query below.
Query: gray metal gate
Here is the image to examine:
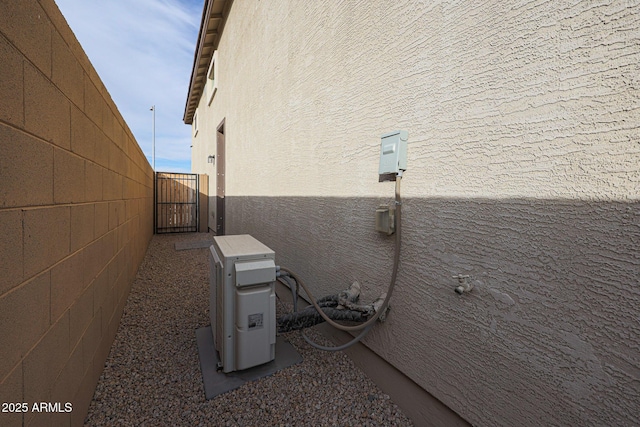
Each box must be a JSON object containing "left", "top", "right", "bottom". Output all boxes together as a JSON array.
[{"left": 155, "top": 172, "right": 199, "bottom": 233}]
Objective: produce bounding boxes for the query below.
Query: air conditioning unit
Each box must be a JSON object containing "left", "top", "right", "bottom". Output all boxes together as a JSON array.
[{"left": 209, "top": 234, "right": 276, "bottom": 373}]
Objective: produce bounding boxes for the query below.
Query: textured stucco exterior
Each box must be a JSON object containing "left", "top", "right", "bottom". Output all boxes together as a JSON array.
[
  {"left": 188, "top": 1, "right": 639, "bottom": 425},
  {"left": 0, "top": 1, "right": 154, "bottom": 425}
]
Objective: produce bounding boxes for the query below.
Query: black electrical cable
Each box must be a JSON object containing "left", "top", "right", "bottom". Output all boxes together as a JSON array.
[{"left": 277, "top": 273, "right": 376, "bottom": 351}]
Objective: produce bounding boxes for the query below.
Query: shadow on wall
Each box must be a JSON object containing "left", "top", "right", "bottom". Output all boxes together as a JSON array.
[{"left": 226, "top": 195, "right": 639, "bottom": 426}]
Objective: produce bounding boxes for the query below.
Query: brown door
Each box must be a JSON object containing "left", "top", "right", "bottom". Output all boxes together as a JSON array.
[{"left": 216, "top": 119, "right": 225, "bottom": 235}]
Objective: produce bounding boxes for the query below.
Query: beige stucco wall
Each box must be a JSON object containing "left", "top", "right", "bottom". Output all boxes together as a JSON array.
[
  {"left": 191, "top": 112, "right": 218, "bottom": 232},
  {"left": 191, "top": 0, "right": 639, "bottom": 425},
  {"left": 0, "top": 1, "right": 154, "bottom": 425}
]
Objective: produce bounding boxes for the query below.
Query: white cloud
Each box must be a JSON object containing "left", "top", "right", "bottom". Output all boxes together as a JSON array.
[{"left": 54, "top": 0, "right": 203, "bottom": 172}]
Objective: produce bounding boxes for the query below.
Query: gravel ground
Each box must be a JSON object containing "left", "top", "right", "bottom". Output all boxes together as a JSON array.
[{"left": 84, "top": 233, "right": 414, "bottom": 426}]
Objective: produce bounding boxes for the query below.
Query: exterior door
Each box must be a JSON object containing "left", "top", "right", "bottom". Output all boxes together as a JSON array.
[{"left": 216, "top": 119, "right": 225, "bottom": 235}]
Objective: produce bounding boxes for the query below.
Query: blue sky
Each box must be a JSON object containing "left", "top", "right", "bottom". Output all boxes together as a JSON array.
[{"left": 55, "top": 0, "right": 204, "bottom": 173}]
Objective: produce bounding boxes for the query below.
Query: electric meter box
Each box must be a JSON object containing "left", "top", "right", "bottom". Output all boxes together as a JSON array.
[
  {"left": 209, "top": 235, "right": 276, "bottom": 373},
  {"left": 378, "top": 130, "right": 408, "bottom": 176}
]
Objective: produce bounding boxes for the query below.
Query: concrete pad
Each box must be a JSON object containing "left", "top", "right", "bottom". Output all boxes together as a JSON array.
[
  {"left": 195, "top": 326, "right": 302, "bottom": 400},
  {"left": 174, "top": 240, "right": 214, "bottom": 251}
]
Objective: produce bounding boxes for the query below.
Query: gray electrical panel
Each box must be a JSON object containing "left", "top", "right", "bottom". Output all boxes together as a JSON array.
[
  {"left": 375, "top": 205, "right": 395, "bottom": 235},
  {"left": 378, "top": 130, "right": 408, "bottom": 177}
]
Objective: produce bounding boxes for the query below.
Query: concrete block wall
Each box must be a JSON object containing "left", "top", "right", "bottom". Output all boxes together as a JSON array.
[{"left": 0, "top": 1, "right": 154, "bottom": 426}]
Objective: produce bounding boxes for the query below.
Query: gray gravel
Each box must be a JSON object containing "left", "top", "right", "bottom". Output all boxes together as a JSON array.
[{"left": 84, "top": 233, "right": 413, "bottom": 427}]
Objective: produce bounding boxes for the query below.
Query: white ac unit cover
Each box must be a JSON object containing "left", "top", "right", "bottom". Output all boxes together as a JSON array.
[{"left": 209, "top": 235, "right": 276, "bottom": 373}]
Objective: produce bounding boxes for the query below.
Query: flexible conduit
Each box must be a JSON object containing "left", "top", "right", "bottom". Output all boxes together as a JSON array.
[{"left": 279, "top": 174, "right": 403, "bottom": 349}]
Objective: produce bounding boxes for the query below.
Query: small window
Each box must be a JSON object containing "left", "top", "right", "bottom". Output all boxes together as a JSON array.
[
  {"left": 207, "top": 50, "right": 218, "bottom": 105},
  {"left": 193, "top": 110, "right": 199, "bottom": 137}
]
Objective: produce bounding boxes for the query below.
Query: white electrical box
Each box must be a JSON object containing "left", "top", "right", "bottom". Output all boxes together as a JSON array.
[
  {"left": 378, "top": 130, "right": 408, "bottom": 177},
  {"left": 209, "top": 235, "right": 276, "bottom": 373}
]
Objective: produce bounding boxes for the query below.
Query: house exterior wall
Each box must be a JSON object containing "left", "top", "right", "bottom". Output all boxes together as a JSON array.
[
  {"left": 191, "top": 95, "right": 218, "bottom": 231},
  {"left": 190, "top": 0, "right": 639, "bottom": 425},
  {"left": 0, "top": 1, "right": 154, "bottom": 425}
]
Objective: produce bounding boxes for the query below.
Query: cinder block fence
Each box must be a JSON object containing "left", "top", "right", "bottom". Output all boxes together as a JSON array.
[{"left": 0, "top": 1, "right": 154, "bottom": 425}]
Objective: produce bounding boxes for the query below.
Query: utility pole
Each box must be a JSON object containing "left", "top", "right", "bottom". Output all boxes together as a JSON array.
[{"left": 150, "top": 105, "right": 156, "bottom": 170}]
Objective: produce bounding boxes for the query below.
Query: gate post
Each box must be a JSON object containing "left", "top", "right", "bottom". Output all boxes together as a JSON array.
[{"left": 199, "top": 174, "right": 209, "bottom": 233}]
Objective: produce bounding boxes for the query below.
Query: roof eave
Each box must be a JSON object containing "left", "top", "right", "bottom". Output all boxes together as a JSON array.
[{"left": 183, "top": 0, "right": 231, "bottom": 124}]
